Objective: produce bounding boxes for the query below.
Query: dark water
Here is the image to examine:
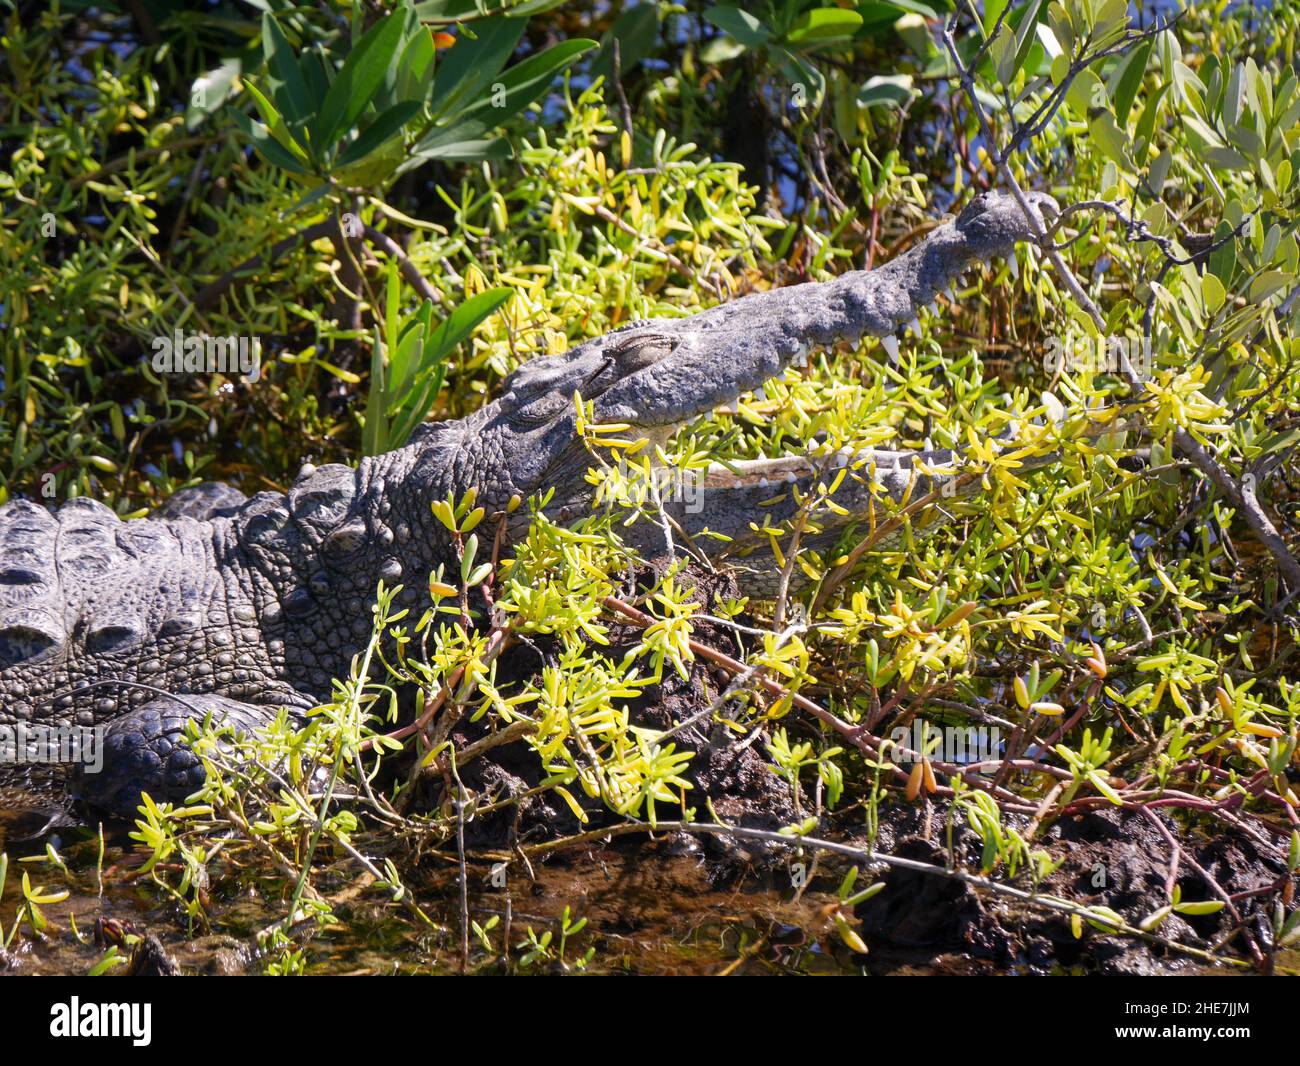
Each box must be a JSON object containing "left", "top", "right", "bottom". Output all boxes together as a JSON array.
[{"left": 0, "top": 809, "right": 888, "bottom": 976}]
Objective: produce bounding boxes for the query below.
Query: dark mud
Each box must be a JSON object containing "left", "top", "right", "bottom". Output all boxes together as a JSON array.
[
  {"left": 413, "top": 562, "right": 800, "bottom": 862},
  {"left": 6, "top": 797, "right": 1291, "bottom": 975},
  {"left": 848, "top": 805, "right": 1295, "bottom": 975},
  {"left": 389, "top": 561, "right": 1298, "bottom": 975}
]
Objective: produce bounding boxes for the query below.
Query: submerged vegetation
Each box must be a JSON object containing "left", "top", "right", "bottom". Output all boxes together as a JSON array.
[{"left": 2, "top": 0, "right": 1300, "bottom": 975}]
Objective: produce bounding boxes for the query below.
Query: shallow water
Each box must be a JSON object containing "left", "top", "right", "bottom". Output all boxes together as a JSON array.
[
  {"left": 5, "top": 806, "right": 1294, "bottom": 976},
  {"left": 0, "top": 810, "right": 795, "bottom": 974},
  {"left": 0, "top": 807, "right": 1005, "bottom": 976}
]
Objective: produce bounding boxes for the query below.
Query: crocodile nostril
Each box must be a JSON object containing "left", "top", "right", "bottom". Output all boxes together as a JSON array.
[{"left": 158, "top": 614, "right": 202, "bottom": 638}]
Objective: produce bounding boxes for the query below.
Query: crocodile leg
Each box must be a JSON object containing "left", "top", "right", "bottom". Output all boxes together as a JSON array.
[{"left": 69, "top": 693, "right": 300, "bottom": 816}]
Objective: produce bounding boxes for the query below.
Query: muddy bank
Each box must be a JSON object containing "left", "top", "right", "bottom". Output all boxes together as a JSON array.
[
  {"left": 843, "top": 804, "right": 1294, "bottom": 974},
  {"left": 386, "top": 563, "right": 1297, "bottom": 975},
  {"left": 408, "top": 563, "right": 801, "bottom": 858}
]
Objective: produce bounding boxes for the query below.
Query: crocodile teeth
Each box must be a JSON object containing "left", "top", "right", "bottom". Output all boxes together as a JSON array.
[
  {"left": 926, "top": 302, "right": 937, "bottom": 317},
  {"left": 906, "top": 317, "right": 921, "bottom": 337},
  {"left": 880, "top": 335, "right": 900, "bottom": 364},
  {"left": 1008, "top": 254, "right": 1020, "bottom": 280},
  {"left": 944, "top": 284, "right": 955, "bottom": 302}
]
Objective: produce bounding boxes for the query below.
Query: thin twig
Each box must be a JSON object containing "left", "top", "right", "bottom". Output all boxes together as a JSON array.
[{"left": 364, "top": 224, "right": 446, "bottom": 306}]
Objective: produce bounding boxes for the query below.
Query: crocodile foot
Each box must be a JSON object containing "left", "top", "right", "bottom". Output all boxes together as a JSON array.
[{"left": 69, "top": 693, "right": 287, "bottom": 816}]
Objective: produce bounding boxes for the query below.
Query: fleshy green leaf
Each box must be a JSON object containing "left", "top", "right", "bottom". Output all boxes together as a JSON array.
[
  {"left": 229, "top": 107, "right": 311, "bottom": 174},
  {"left": 428, "top": 16, "right": 527, "bottom": 118},
  {"left": 1113, "top": 39, "right": 1152, "bottom": 128},
  {"left": 785, "top": 8, "right": 863, "bottom": 45},
  {"left": 314, "top": 11, "right": 409, "bottom": 154},
  {"left": 704, "top": 7, "right": 772, "bottom": 47},
  {"left": 261, "top": 14, "right": 315, "bottom": 129},
  {"left": 336, "top": 101, "right": 421, "bottom": 167},
  {"left": 187, "top": 57, "right": 243, "bottom": 131},
  {"left": 857, "top": 75, "right": 916, "bottom": 109},
  {"left": 407, "top": 40, "right": 594, "bottom": 164}
]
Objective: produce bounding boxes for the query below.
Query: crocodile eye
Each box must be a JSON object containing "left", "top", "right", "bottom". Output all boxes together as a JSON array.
[
  {"left": 608, "top": 333, "right": 675, "bottom": 372},
  {"left": 499, "top": 353, "right": 583, "bottom": 418}
]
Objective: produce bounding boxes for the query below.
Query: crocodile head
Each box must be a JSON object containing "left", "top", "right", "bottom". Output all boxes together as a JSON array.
[{"left": 390, "top": 190, "right": 1058, "bottom": 591}]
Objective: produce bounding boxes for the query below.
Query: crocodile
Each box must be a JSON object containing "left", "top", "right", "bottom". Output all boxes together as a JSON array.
[{"left": 0, "top": 189, "right": 1058, "bottom": 816}]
